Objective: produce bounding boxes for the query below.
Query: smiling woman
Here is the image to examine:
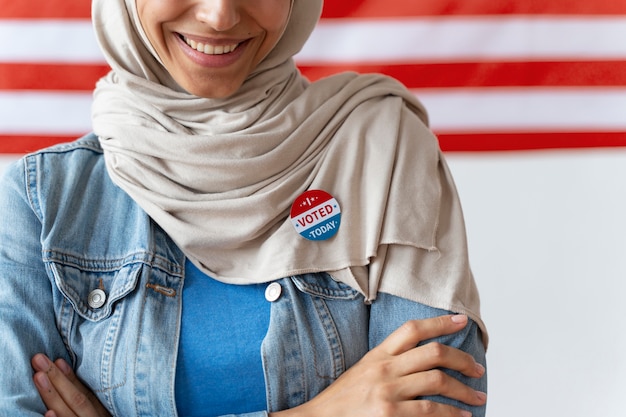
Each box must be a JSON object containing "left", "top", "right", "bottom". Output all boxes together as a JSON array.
[
  {"left": 134, "top": 0, "right": 291, "bottom": 98},
  {"left": 0, "top": 0, "right": 487, "bottom": 416}
]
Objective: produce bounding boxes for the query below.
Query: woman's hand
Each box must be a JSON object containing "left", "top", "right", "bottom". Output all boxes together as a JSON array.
[
  {"left": 272, "top": 314, "right": 486, "bottom": 417},
  {"left": 32, "top": 354, "right": 111, "bottom": 417}
]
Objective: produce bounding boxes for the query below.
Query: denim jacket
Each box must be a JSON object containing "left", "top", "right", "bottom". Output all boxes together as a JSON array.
[{"left": 0, "top": 135, "right": 486, "bottom": 417}]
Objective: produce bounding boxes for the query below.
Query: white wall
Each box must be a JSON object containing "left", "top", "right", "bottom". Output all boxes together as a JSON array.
[
  {"left": 447, "top": 149, "right": 626, "bottom": 417},
  {"left": 2, "top": 149, "right": 625, "bottom": 416}
]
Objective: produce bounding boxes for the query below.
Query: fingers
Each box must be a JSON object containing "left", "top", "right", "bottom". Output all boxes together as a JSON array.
[
  {"left": 378, "top": 314, "right": 469, "bottom": 356},
  {"left": 392, "top": 400, "right": 475, "bottom": 417},
  {"left": 53, "top": 358, "right": 109, "bottom": 413},
  {"left": 399, "top": 369, "right": 487, "bottom": 407},
  {"left": 32, "top": 354, "right": 102, "bottom": 417},
  {"left": 363, "top": 344, "right": 485, "bottom": 407},
  {"left": 402, "top": 341, "right": 486, "bottom": 379},
  {"left": 370, "top": 315, "right": 487, "bottom": 410},
  {"left": 33, "top": 370, "right": 78, "bottom": 417},
  {"left": 377, "top": 315, "right": 484, "bottom": 378}
]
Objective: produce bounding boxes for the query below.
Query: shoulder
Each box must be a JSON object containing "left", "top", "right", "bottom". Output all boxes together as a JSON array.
[
  {"left": 22, "top": 133, "right": 106, "bottom": 186},
  {"left": 1, "top": 133, "right": 102, "bottom": 198},
  {"left": 3, "top": 134, "right": 105, "bottom": 185},
  {"left": 3, "top": 133, "right": 131, "bottom": 223},
  {"left": 2, "top": 134, "right": 159, "bottom": 258},
  {"left": 309, "top": 71, "right": 430, "bottom": 126},
  {"left": 23, "top": 132, "right": 103, "bottom": 165}
]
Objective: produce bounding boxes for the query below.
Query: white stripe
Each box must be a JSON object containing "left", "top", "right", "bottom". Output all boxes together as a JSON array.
[
  {"left": 415, "top": 88, "right": 626, "bottom": 132},
  {"left": 0, "top": 20, "right": 103, "bottom": 63},
  {"left": 0, "top": 92, "right": 93, "bottom": 134},
  {"left": 2, "top": 89, "right": 625, "bottom": 135},
  {"left": 291, "top": 199, "right": 340, "bottom": 230},
  {"left": 297, "top": 17, "right": 626, "bottom": 63},
  {"left": 3, "top": 17, "right": 626, "bottom": 64}
]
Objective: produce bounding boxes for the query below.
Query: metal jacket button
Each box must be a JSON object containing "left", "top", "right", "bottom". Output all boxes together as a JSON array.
[
  {"left": 265, "top": 282, "right": 282, "bottom": 302},
  {"left": 88, "top": 289, "right": 106, "bottom": 309}
]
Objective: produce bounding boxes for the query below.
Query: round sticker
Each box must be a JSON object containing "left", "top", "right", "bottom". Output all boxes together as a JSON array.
[{"left": 290, "top": 190, "right": 341, "bottom": 241}]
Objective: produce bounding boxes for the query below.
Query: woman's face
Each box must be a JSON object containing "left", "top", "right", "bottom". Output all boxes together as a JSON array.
[{"left": 136, "top": 0, "right": 291, "bottom": 98}]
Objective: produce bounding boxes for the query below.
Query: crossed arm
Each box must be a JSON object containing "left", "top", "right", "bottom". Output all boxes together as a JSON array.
[{"left": 32, "top": 314, "right": 486, "bottom": 417}]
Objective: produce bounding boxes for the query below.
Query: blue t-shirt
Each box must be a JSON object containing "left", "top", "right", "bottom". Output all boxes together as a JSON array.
[{"left": 175, "top": 260, "right": 271, "bottom": 416}]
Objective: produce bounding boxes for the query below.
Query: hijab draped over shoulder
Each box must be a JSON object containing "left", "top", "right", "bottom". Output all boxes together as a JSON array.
[{"left": 92, "top": 0, "right": 486, "bottom": 342}]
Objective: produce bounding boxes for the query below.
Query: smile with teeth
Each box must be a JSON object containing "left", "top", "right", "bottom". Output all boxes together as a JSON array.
[{"left": 183, "top": 36, "right": 240, "bottom": 55}]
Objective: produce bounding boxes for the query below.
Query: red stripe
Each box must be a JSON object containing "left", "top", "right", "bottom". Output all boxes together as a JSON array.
[
  {"left": 437, "top": 131, "right": 626, "bottom": 151},
  {"left": 300, "top": 61, "right": 626, "bottom": 88},
  {"left": 0, "top": 63, "right": 110, "bottom": 91},
  {"left": 2, "top": 132, "right": 625, "bottom": 154},
  {"left": 4, "top": 0, "right": 625, "bottom": 19},
  {"left": 5, "top": 61, "right": 625, "bottom": 92},
  {"left": 0, "top": 135, "right": 79, "bottom": 154},
  {"left": 321, "top": 0, "right": 626, "bottom": 18},
  {"left": 0, "top": 0, "right": 90, "bottom": 18}
]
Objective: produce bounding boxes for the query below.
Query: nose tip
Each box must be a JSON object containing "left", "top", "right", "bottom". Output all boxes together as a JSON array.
[{"left": 195, "top": 0, "right": 241, "bottom": 31}]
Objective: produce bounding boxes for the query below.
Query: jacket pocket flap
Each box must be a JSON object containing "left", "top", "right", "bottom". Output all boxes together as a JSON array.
[
  {"left": 291, "top": 272, "right": 361, "bottom": 301},
  {"left": 46, "top": 254, "right": 142, "bottom": 322}
]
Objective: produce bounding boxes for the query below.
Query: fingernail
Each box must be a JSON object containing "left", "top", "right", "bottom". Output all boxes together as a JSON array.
[
  {"left": 35, "top": 372, "right": 50, "bottom": 390},
  {"left": 475, "top": 362, "right": 486, "bottom": 376},
  {"left": 451, "top": 314, "right": 468, "bottom": 324},
  {"left": 56, "top": 359, "right": 71, "bottom": 375},
  {"left": 476, "top": 391, "right": 487, "bottom": 402},
  {"left": 33, "top": 354, "right": 51, "bottom": 372},
  {"left": 461, "top": 411, "right": 472, "bottom": 417}
]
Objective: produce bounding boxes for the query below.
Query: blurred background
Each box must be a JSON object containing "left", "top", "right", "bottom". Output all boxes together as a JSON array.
[{"left": 2, "top": 1, "right": 626, "bottom": 415}]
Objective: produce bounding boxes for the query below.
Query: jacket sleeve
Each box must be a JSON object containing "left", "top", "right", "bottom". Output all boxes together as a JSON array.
[
  {"left": 368, "top": 293, "right": 488, "bottom": 417},
  {"left": 0, "top": 157, "right": 71, "bottom": 415}
]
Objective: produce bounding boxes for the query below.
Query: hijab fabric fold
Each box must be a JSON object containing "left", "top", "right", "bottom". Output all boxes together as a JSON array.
[{"left": 92, "top": 0, "right": 486, "bottom": 343}]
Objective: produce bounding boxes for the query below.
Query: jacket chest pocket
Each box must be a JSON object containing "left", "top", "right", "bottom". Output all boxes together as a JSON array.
[{"left": 46, "top": 256, "right": 143, "bottom": 392}]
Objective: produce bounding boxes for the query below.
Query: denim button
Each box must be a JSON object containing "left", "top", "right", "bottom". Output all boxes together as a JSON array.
[
  {"left": 88, "top": 289, "right": 106, "bottom": 309},
  {"left": 265, "top": 282, "right": 282, "bottom": 302}
]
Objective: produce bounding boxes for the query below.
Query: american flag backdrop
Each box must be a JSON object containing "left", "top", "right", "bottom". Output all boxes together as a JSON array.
[
  {"left": 3, "top": 2, "right": 626, "bottom": 417},
  {"left": 1, "top": 0, "right": 626, "bottom": 154}
]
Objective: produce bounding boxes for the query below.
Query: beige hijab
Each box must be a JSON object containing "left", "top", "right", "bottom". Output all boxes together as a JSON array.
[{"left": 92, "top": 0, "right": 486, "bottom": 342}]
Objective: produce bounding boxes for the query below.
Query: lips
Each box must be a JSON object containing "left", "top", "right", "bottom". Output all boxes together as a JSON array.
[{"left": 182, "top": 35, "right": 240, "bottom": 55}]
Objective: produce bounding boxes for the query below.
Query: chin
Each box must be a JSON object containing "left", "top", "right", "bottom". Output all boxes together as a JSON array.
[{"left": 179, "top": 77, "right": 243, "bottom": 99}]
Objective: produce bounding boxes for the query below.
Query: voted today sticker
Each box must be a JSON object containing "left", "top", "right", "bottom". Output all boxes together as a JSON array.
[{"left": 290, "top": 190, "right": 341, "bottom": 241}]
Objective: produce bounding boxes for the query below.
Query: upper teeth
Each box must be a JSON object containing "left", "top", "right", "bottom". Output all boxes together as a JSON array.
[{"left": 184, "top": 37, "right": 239, "bottom": 55}]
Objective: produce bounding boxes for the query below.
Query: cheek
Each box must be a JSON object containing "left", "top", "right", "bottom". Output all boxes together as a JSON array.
[
  {"left": 255, "top": 0, "right": 291, "bottom": 33},
  {"left": 258, "top": 1, "right": 292, "bottom": 52},
  {"left": 136, "top": 2, "right": 160, "bottom": 46},
  {"left": 136, "top": 0, "right": 179, "bottom": 40},
  {"left": 270, "top": 0, "right": 292, "bottom": 33}
]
